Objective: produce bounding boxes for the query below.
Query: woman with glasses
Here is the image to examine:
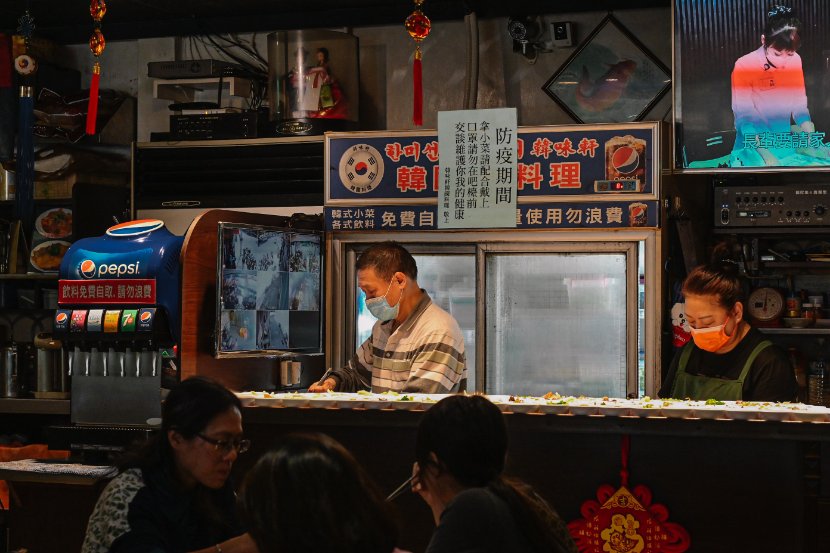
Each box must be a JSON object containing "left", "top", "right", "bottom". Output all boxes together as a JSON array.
[
  {"left": 411, "top": 395, "right": 576, "bottom": 553},
  {"left": 82, "top": 377, "right": 258, "bottom": 553},
  {"left": 239, "top": 433, "right": 407, "bottom": 553}
]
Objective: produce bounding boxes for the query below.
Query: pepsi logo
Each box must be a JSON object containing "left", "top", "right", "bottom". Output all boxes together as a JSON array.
[
  {"left": 106, "top": 219, "right": 165, "bottom": 237},
  {"left": 80, "top": 260, "right": 97, "bottom": 279},
  {"left": 140, "top": 311, "right": 152, "bottom": 322},
  {"left": 611, "top": 146, "right": 640, "bottom": 175},
  {"left": 55, "top": 312, "right": 68, "bottom": 324}
]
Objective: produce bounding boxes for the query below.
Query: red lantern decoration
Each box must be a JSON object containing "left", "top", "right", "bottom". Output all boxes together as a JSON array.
[
  {"left": 568, "top": 436, "right": 691, "bottom": 553},
  {"left": 86, "top": 0, "right": 107, "bottom": 135},
  {"left": 405, "top": 0, "right": 430, "bottom": 126}
]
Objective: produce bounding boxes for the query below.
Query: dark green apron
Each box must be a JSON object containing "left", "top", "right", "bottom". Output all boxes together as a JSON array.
[{"left": 670, "top": 340, "right": 773, "bottom": 401}]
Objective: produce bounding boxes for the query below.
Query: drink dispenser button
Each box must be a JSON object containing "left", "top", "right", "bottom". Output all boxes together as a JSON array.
[
  {"left": 71, "top": 310, "right": 88, "bottom": 332},
  {"left": 54, "top": 310, "right": 72, "bottom": 332},
  {"left": 120, "top": 310, "right": 138, "bottom": 332},
  {"left": 137, "top": 308, "right": 156, "bottom": 332},
  {"left": 87, "top": 309, "right": 104, "bottom": 332},
  {"left": 104, "top": 310, "right": 121, "bottom": 333}
]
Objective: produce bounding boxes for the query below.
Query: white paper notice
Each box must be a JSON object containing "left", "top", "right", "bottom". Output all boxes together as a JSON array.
[{"left": 437, "top": 108, "right": 518, "bottom": 229}]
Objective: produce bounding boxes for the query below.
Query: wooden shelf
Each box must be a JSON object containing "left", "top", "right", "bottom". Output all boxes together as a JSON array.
[
  {"left": 0, "top": 398, "right": 69, "bottom": 415},
  {"left": 758, "top": 327, "right": 830, "bottom": 335},
  {"left": 0, "top": 273, "right": 58, "bottom": 280}
]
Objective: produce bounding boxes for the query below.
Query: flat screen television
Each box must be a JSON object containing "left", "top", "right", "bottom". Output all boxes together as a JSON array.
[
  {"left": 215, "top": 222, "right": 323, "bottom": 358},
  {"left": 674, "top": 0, "right": 830, "bottom": 171}
]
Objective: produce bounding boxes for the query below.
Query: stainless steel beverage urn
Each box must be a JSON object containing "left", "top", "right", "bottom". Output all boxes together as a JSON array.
[
  {"left": 1, "top": 341, "right": 18, "bottom": 397},
  {"left": 34, "top": 333, "right": 69, "bottom": 398}
]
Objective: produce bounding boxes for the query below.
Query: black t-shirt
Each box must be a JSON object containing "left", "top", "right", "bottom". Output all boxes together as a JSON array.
[
  {"left": 425, "top": 487, "right": 576, "bottom": 553},
  {"left": 659, "top": 327, "right": 798, "bottom": 402}
]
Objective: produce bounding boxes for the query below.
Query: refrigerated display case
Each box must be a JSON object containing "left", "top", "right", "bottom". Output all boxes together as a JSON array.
[
  {"left": 328, "top": 229, "right": 659, "bottom": 397},
  {"left": 324, "top": 122, "right": 664, "bottom": 397}
]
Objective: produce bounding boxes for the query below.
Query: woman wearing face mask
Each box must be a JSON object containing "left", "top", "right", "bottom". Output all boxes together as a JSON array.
[
  {"left": 659, "top": 261, "right": 797, "bottom": 402},
  {"left": 730, "top": 5, "right": 822, "bottom": 167}
]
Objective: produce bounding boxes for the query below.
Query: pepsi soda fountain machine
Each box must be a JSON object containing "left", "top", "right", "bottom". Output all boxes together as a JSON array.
[{"left": 50, "top": 220, "right": 183, "bottom": 457}]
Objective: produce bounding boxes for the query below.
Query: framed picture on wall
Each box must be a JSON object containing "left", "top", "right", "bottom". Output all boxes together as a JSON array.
[{"left": 542, "top": 14, "right": 671, "bottom": 124}]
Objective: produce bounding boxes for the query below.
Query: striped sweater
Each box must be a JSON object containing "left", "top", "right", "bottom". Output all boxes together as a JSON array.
[{"left": 327, "top": 291, "right": 467, "bottom": 393}]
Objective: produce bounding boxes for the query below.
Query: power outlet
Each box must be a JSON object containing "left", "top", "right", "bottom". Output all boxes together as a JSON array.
[{"left": 551, "top": 21, "right": 573, "bottom": 47}]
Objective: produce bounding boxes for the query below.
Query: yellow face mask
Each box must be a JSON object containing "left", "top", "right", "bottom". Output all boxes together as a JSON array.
[{"left": 690, "top": 317, "right": 732, "bottom": 352}]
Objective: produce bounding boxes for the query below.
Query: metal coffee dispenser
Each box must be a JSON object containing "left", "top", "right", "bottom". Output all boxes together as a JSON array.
[
  {"left": 52, "top": 219, "right": 183, "bottom": 428},
  {"left": 34, "top": 333, "right": 69, "bottom": 398}
]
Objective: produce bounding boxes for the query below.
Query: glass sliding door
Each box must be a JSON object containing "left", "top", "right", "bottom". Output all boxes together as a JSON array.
[
  {"left": 483, "top": 242, "right": 638, "bottom": 398},
  {"left": 328, "top": 230, "right": 659, "bottom": 397}
]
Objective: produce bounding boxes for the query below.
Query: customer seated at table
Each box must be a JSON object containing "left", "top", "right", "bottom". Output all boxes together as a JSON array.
[
  {"left": 411, "top": 395, "right": 577, "bottom": 553},
  {"left": 81, "top": 377, "right": 258, "bottom": 553},
  {"left": 239, "top": 433, "right": 406, "bottom": 553}
]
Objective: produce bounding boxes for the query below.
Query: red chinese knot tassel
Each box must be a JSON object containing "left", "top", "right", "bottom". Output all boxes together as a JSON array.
[
  {"left": 413, "top": 49, "right": 423, "bottom": 126},
  {"left": 405, "top": 0, "right": 430, "bottom": 127},
  {"left": 86, "top": 62, "right": 100, "bottom": 135},
  {"left": 86, "top": 0, "right": 106, "bottom": 136}
]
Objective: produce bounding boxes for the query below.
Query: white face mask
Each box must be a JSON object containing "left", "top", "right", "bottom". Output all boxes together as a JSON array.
[{"left": 365, "top": 276, "right": 403, "bottom": 322}]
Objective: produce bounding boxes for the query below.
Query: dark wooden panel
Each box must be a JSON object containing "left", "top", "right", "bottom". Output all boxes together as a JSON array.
[{"left": 237, "top": 407, "right": 820, "bottom": 553}]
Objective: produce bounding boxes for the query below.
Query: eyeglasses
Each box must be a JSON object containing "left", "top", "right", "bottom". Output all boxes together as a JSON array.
[{"left": 197, "top": 434, "right": 251, "bottom": 455}]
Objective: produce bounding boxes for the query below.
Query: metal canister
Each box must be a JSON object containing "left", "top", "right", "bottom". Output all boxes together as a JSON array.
[
  {"left": 1, "top": 342, "right": 18, "bottom": 398},
  {"left": 0, "top": 163, "right": 15, "bottom": 201}
]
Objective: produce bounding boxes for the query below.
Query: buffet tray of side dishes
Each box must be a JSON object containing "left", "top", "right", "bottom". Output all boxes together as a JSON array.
[{"left": 236, "top": 390, "right": 830, "bottom": 424}]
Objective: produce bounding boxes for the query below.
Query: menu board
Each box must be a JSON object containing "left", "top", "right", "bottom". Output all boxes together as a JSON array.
[{"left": 216, "top": 223, "right": 322, "bottom": 357}]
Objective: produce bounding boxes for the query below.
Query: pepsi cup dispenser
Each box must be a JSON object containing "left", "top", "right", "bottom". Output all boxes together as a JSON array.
[{"left": 53, "top": 220, "right": 183, "bottom": 427}]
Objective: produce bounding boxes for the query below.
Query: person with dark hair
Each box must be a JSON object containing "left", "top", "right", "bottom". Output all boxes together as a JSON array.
[
  {"left": 81, "top": 377, "right": 257, "bottom": 553},
  {"left": 409, "top": 395, "right": 576, "bottom": 553},
  {"left": 239, "top": 433, "right": 407, "bottom": 553},
  {"left": 730, "top": 5, "right": 824, "bottom": 166},
  {"left": 310, "top": 241, "right": 466, "bottom": 393},
  {"left": 659, "top": 261, "right": 797, "bottom": 401}
]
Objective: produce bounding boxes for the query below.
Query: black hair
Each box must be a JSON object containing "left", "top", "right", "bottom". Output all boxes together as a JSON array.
[
  {"left": 682, "top": 260, "right": 748, "bottom": 311},
  {"left": 240, "top": 433, "right": 399, "bottom": 553},
  {"left": 764, "top": 5, "right": 802, "bottom": 51},
  {"left": 355, "top": 241, "right": 418, "bottom": 281},
  {"left": 118, "top": 376, "right": 243, "bottom": 473},
  {"left": 415, "top": 395, "right": 576, "bottom": 553},
  {"left": 317, "top": 47, "right": 330, "bottom": 63}
]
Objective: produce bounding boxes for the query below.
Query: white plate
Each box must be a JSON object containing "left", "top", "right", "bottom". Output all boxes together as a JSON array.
[
  {"left": 690, "top": 404, "right": 731, "bottom": 419},
  {"left": 569, "top": 401, "right": 600, "bottom": 416},
  {"left": 35, "top": 207, "right": 72, "bottom": 239},
  {"left": 539, "top": 402, "right": 571, "bottom": 415},
  {"left": 30, "top": 240, "right": 71, "bottom": 272}
]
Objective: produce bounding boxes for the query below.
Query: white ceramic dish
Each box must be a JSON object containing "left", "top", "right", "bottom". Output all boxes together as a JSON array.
[
  {"left": 30, "top": 240, "right": 71, "bottom": 272},
  {"left": 35, "top": 207, "right": 73, "bottom": 239}
]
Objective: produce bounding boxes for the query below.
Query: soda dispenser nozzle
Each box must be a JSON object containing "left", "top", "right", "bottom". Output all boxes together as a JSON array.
[{"left": 102, "top": 344, "right": 108, "bottom": 377}]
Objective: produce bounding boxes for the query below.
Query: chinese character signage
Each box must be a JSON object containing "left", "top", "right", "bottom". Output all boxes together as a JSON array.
[
  {"left": 58, "top": 279, "right": 157, "bottom": 305},
  {"left": 437, "top": 108, "right": 517, "bottom": 228},
  {"left": 325, "top": 122, "right": 659, "bottom": 205},
  {"left": 325, "top": 200, "right": 658, "bottom": 231}
]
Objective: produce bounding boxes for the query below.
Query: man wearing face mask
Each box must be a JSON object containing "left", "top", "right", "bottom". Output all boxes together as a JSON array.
[
  {"left": 659, "top": 261, "right": 797, "bottom": 402},
  {"left": 309, "top": 241, "right": 467, "bottom": 394}
]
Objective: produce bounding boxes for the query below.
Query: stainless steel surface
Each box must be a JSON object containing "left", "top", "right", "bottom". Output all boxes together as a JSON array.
[
  {"left": 35, "top": 333, "right": 69, "bottom": 394},
  {"left": 0, "top": 398, "right": 70, "bottom": 415},
  {"left": 1, "top": 344, "right": 18, "bottom": 398}
]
